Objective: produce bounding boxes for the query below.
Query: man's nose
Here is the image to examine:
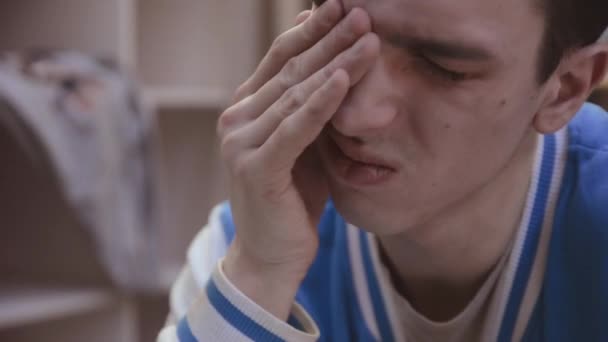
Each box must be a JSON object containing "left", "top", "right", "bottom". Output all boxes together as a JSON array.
[{"left": 330, "top": 57, "right": 397, "bottom": 138}]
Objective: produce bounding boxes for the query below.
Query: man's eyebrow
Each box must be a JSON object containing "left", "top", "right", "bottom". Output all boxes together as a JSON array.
[{"left": 386, "top": 33, "right": 496, "bottom": 61}]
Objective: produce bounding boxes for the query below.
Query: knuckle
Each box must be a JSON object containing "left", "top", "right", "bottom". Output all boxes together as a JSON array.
[
  {"left": 276, "top": 72, "right": 292, "bottom": 94},
  {"left": 233, "top": 83, "right": 249, "bottom": 102},
  {"left": 336, "top": 22, "right": 357, "bottom": 43},
  {"left": 267, "top": 46, "right": 287, "bottom": 69},
  {"left": 268, "top": 35, "right": 291, "bottom": 63},
  {"left": 349, "top": 42, "right": 366, "bottom": 61},
  {"left": 306, "top": 101, "right": 325, "bottom": 119},
  {"left": 338, "top": 42, "right": 368, "bottom": 71},
  {"left": 281, "top": 57, "right": 302, "bottom": 85},
  {"left": 281, "top": 87, "right": 304, "bottom": 114},
  {"left": 316, "top": 12, "right": 335, "bottom": 33},
  {"left": 321, "top": 66, "right": 336, "bottom": 81},
  {"left": 232, "top": 154, "right": 263, "bottom": 183},
  {"left": 216, "top": 116, "right": 229, "bottom": 138},
  {"left": 220, "top": 147, "right": 234, "bottom": 168},
  {"left": 296, "top": 9, "right": 309, "bottom": 19},
  {"left": 325, "top": 14, "right": 362, "bottom": 49},
  {"left": 271, "top": 33, "right": 286, "bottom": 51},
  {"left": 299, "top": 24, "right": 315, "bottom": 45},
  {"left": 217, "top": 108, "right": 238, "bottom": 137},
  {"left": 354, "top": 34, "right": 380, "bottom": 60},
  {"left": 220, "top": 131, "right": 242, "bottom": 163},
  {"left": 271, "top": 129, "right": 289, "bottom": 149},
  {"left": 344, "top": 9, "right": 370, "bottom": 36},
  {"left": 231, "top": 157, "right": 251, "bottom": 179},
  {"left": 275, "top": 121, "right": 295, "bottom": 142}
]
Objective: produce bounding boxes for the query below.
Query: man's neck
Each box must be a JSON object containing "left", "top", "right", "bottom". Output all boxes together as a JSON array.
[{"left": 378, "top": 131, "right": 539, "bottom": 322}]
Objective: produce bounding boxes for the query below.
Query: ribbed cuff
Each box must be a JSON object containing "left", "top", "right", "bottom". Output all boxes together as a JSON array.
[{"left": 184, "top": 260, "right": 319, "bottom": 341}]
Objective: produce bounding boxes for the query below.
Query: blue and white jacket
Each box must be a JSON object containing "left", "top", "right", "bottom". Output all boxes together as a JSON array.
[{"left": 158, "top": 103, "right": 608, "bottom": 342}]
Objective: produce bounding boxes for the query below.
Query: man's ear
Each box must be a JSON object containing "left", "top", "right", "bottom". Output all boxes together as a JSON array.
[{"left": 534, "top": 43, "right": 608, "bottom": 134}]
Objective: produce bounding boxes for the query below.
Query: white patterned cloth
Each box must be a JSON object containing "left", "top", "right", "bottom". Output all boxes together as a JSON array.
[{"left": 0, "top": 50, "right": 161, "bottom": 290}]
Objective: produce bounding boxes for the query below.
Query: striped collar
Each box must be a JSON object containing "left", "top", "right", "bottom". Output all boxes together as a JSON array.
[{"left": 345, "top": 130, "right": 568, "bottom": 342}]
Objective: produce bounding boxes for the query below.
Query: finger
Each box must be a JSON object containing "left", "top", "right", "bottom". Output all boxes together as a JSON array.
[
  {"left": 234, "top": 0, "right": 343, "bottom": 102},
  {"left": 256, "top": 69, "right": 350, "bottom": 170},
  {"left": 286, "top": 32, "right": 379, "bottom": 106},
  {"left": 295, "top": 10, "right": 312, "bottom": 25},
  {"left": 236, "top": 9, "right": 372, "bottom": 124},
  {"left": 234, "top": 33, "right": 380, "bottom": 147},
  {"left": 220, "top": 8, "right": 370, "bottom": 139}
]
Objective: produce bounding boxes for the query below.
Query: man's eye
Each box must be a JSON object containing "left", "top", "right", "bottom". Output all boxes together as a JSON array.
[{"left": 417, "top": 55, "right": 469, "bottom": 82}]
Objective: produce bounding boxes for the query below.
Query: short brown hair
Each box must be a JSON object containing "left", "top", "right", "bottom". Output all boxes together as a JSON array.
[{"left": 537, "top": 0, "right": 608, "bottom": 83}]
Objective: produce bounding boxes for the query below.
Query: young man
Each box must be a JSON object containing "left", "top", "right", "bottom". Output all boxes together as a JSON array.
[{"left": 159, "top": 0, "right": 608, "bottom": 340}]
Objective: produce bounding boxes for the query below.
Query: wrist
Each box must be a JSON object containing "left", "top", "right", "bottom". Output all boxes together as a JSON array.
[{"left": 223, "top": 242, "right": 310, "bottom": 321}]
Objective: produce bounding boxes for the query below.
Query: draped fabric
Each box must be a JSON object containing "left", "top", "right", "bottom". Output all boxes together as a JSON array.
[{"left": 0, "top": 50, "right": 162, "bottom": 290}]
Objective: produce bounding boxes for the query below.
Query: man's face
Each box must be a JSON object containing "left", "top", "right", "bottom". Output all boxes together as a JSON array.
[{"left": 316, "top": 0, "right": 549, "bottom": 233}]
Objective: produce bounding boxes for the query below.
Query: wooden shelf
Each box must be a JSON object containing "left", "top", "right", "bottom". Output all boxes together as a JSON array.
[
  {"left": 0, "top": 0, "right": 128, "bottom": 63},
  {"left": 0, "top": 1, "right": 303, "bottom": 340},
  {"left": 137, "top": 0, "right": 263, "bottom": 94},
  {"left": 0, "top": 287, "right": 115, "bottom": 330},
  {"left": 143, "top": 86, "right": 231, "bottom": 111}
]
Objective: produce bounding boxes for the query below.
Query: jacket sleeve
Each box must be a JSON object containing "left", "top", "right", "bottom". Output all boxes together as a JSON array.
[{"left": 157, "top": 203, "right": 320, "bottom": 342}]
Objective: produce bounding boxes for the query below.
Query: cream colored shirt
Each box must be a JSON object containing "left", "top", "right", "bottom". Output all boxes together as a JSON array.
[{"left": 388, "top": 247, "right": 510, "bottom": 342}]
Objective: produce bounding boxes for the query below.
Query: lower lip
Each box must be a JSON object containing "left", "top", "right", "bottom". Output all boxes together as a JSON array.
[{"left": 326, "top": 139, "right": 395, "bottom": 187}]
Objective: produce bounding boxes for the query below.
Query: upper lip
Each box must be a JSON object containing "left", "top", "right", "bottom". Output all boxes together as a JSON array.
[{"left": 327, "top": 131, "right": 398, "bottom": 170}]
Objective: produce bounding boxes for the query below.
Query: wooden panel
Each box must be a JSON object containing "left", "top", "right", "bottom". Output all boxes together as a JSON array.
[
  {"left": 155, "top": 108, "right": 228, "bottom": 275},
  {"left": 0, "top": 297, "right": 137, "bottom": 342},
  {"left": 137, "top": 0, "right": 263, "bottom": 91},
  {"left": 0, "top": 287, "right": 114, "bottom": 330},
  {"left": 142, "top": 85, "right": 231, "bottom": 111},
  {"left": 0, "top": 0, "right": 124, "bottom": 62}
]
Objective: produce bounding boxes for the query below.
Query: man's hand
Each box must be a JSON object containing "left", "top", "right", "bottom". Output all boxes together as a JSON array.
[{"left": 219, "top": 0, "right": 380, "bottom": 320}]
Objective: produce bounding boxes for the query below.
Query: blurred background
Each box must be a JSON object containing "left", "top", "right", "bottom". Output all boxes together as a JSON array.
[
  {"left": 0, "top": 1, "right": 309, "bottom": 341},
  {"left": 0, "top": 1, "right": 607, "bottom": 342}
]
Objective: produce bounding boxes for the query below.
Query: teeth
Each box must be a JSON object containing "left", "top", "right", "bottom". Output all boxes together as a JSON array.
[
  {"left": 352, "top": 161, "right": 390, "bottom": 179},
  {"left": 372, "top": 165, "right": 389, "bottom": 178},
  {"left": 371, "top": 165, "right": 380, "bottom": 178}
]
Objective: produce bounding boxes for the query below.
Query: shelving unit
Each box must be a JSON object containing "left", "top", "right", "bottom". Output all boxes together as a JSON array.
[
  {"left": 137, "top": 0, "right": 263, "bottom": 104},
  {"left": 142, "top": 86, "right": 231, "bottom": 110},
  {"left": 0, "top": 1, "right": 311, "bottom": 341},
  {"left": 0, "top": 287, "right": 115, "bottom": 330},
  {"left": 0, "top": 287, "right": 137, "bottom": 342},
  {"left": 0, "top": 0, "right": 131, "bottom": 65}
]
